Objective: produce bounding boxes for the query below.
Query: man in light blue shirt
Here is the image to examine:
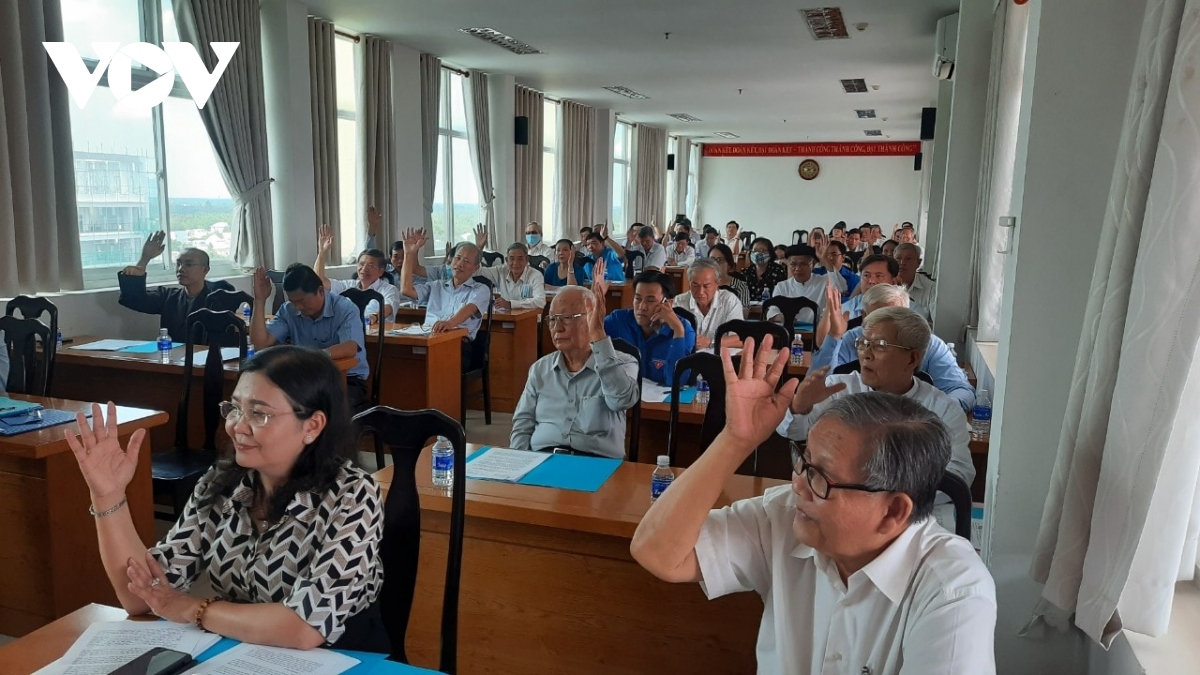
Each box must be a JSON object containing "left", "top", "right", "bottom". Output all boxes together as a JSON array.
[
  {"left": 603, "top": 267, "right": 696, "bottom": 386},
  {"left": 250, "top": 264, "right": 369, "bottom": 407},
  {"left": 812, "top": 283, "right": 975, "bottom": 412},
  {"left": 581, "top": 231, "right": 627, "bottom": 282},
  {"left": 511, "top": 286, "right": 640, "bottom": 458},
  {"left": 400, "top": 234, "right": 492, "bottom": 369}
]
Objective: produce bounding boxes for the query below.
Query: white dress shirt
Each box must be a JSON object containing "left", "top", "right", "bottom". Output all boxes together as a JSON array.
[
  {"left": 666, "top": 246, "right": 697, "bottom": 267},
  {"left": 329, "top": 277, "right": 401, "bottom": 321},
  {"left": 777, "top": 373, "right": 974, "bottom": 487},
  {"left": 630, "top": 242, "right": 668, "bottom": 270},
  {"left": 477, "top": 265, "right": 547, "bottom": 309},
  {"left": 904, "top": 273, "right": 935, "bottom": 312},
  {"left": 766, "top": 276, "right": 826, "bottom": 324},
  {"left": 525, "top": 239, "right": 554, "bottom": 258},
  {"left": 674, "top": 289, "right": 745, "bottom": 341},
  {"left": 696, "top": 485, "right": 996, "bottom": 675}
]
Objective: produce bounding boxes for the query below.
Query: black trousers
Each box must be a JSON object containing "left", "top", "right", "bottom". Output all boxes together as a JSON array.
[
  {"left": 334, "top": 599, "right": 390, "bottom": 654},
  {"left": 346, "top": 376, "right": 368, "bottom": 409}
]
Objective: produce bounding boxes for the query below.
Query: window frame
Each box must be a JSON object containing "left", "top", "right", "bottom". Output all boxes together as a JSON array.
[
  {"left": 612, "top": 120, "right": 633, "bottom": 231},
  {"left": 333, "top": 32, "right": 359, "bottom": 265},
  {"left": 542, "top": 99, "right": 560, "bottom": 241},
  {"left": 433, "top": 69, "right": 473, "bottom": 251}
]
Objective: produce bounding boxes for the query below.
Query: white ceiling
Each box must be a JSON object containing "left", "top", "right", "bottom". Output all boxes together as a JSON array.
[{"left": 302, "top": 0, "right": 960, "bottom": 142}]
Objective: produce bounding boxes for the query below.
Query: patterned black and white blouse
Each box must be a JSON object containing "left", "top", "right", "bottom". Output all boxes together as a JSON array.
[{"left": 151, "top": 461, "right": 384, "bottom": 644}]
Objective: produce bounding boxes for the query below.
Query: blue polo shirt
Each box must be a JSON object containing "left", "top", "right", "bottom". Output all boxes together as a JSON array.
[
  {"left": 813, "top": 266, "right": 861, "bottom": 300},
  {"left": 603, "top": 308, "right": 696, "bottom": 386},
  {"left": 582, "top": 247, "right": 627, "bottom": 282},
  {"left": 415, "top": 275, "right": 492, "bottom": 340},
  {"left": 543, "top": 262, "right": 591, "bottom": 287},
  {"left": 267, "top": 292, "right": 368, "bottom": 380}
]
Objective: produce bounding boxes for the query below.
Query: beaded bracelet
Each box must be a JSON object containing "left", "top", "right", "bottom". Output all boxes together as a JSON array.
[{"left": 195, "top": 597, "right": 221, "bottom": 631}]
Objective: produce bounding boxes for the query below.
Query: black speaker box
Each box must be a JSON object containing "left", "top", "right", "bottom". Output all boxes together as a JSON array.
[
  {"left": 914, "top": 152, "right": 923, "bottom": 171},
  {"left": 667, "top": 153, "right": 675, "bottom": 171},
  {"left": 514, "top": 116, "right": 529, "bottom": 145},
  {"left": 920, "top": 107, "right": 936, "bottom": 141}
]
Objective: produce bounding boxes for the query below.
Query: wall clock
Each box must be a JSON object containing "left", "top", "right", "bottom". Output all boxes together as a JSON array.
[{"left": 798, "top": 159, "right": 820, "bottom": 180}]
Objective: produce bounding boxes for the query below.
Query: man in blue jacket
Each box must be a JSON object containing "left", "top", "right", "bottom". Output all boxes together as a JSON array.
[{"left": 603, "top": 265, "right": 695, "bottom": 386}]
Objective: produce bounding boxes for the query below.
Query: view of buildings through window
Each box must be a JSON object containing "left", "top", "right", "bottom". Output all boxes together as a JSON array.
[
  {"left": 612, "top": 121, "right": 632, "bottom": 231},
  {"left": 431, "top": 69, "right": 483, "bottom": 253},
  {"left": 335, "top": 34, "right": 360, "bottom": 263},
  {"left": 541, "top": 100, "right": 559, "bottom": 241}
]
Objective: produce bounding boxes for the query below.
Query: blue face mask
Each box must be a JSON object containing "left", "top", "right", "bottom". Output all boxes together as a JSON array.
[{"left": 526, "top": 234, "right": 541, "bottom": 246}]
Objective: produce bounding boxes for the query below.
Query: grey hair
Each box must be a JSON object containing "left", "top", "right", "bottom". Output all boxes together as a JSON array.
[
  {"left": 452, "top": 242, "right": 482, "bottom": 265},
  {"left": 895, "top": 242, "right": 923, "bottom": 260},
  {"left": 687, "top": 257, "right": 722, "bottom": 283},
  {"left": 863, "top": 306, "right": 930, "bottom": 361},
  {"left": 861, "top": 283, "right": 910, "bottom": 310},
  {"left": 637, "top": 225, "right": 656, "bottom": 239},
  {"left": 818, "top": 392, "right": 951, "bottom": 523},
  {"left": 506, "top": 242, "right": 529, "bottom": 255}
]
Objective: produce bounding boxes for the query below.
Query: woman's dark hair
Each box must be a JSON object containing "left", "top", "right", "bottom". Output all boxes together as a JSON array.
[
  {"left": 555, "top": 238, "right": 575, "bottom": 249},
  {"left": 201, "top": 345, "right": 356, "bottom": 522},
  {"left": 708, "top": 243, "right": 735, "bottom": 267},
  {"left": 282, "top": 263, "right": 323, "bottom": 294},
  {"left": 750, "top": 236, "right": 773, "bottom": 253},
  {"left": 773, "top": 244, "right": 788, "bottom": 259}
]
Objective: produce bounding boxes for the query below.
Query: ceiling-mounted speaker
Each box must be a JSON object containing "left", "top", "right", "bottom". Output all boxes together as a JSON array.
[
  {"left": 667, "top": 153, "right": 676, "bottom": 171},
  {"left": 920, "top": 107, "right": 936, "bottom": 140},
  {"left": 514, "top": 116, "right": 529, "bottom": 145},
  {"left": 914, "top": 152, "right": 923, "bottom": 171}
]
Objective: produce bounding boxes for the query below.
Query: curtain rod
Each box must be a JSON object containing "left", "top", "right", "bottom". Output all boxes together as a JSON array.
[
  {"left": 441, "top": 64, "right": 470, "bottom": 78},
  {"left": 334, "top": 29, "right": 360, "bottom": 43}
]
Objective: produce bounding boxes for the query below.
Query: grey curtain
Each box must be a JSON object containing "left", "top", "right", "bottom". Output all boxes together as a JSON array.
[
  {"left": 308, "top": 16, "right": 340, "bottom": 259},
  {"left": 514, "top": 85, "right": 544, "bottom": 236},
  {"left": 419, "top": 54, "right": 441, "bottom": 233},
  {"left": 173, "top": 0, "right": 274, "bottom": 269},
  {"left": 0, "top": 0, "right": 82, "bottom": 295},
  {"left": 634, "top": 124, "right": 667, "bottom": 228},
  {"left": 558, "top": 100, "right": 595, "bottom": 235},
  {"left": 361, "top": 35, "right": 397, "bottom": 249},
  {"left": 465, "top": 70, "right": 497, "bottom": 247}
]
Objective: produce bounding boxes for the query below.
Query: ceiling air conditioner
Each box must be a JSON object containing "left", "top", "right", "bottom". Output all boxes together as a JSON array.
[{"left": 933, "top": 13, "right": 959, "bottom": 80}]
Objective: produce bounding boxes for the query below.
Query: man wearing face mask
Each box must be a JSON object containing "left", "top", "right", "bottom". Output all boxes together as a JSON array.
[
  {"left": 603, "top": 269, "right": 696, "bottom": 386},
  {"left": 523, "top": 222, "right": 554, "bottom": 258}
]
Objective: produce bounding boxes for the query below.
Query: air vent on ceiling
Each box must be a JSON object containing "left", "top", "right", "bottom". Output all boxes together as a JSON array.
[
  {"left": 856, "top": 109, "right": 876, "bottom": 118},
  {"left": 841, "top": 78, "right": 868, "bottom": 93},
  {"left": 801, "top": 8, "right": 849, "bottom": 40},
  {"left": 713, "top": 131, "right": 741, "bottom": 139},
  {"left": 864, "top": 129, "right": 883, "bottom": 137},
  {"left": 604, "top": 85, "right": 650, "bottom": 100},
  {"left": 668, "top": 113, "right": 702, "bottom": 122},
  {"left": 459, "top": 27, "right": 543, "bottom": 55}
]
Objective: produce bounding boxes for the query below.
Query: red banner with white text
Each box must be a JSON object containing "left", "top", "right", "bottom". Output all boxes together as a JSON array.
[{"left": 702, "top": 142, "right": 921, "bottom": 157}]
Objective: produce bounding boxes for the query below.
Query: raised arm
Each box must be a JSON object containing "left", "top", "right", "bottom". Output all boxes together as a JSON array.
[
  {"left": 399, "top": 228, "right": 424, "bottom": 299},
  {"left": 313, "top": 224, "right": 335, "bottom": 290},
  {"left": 250, "top": 269, "right": 279, "bottom": 349},
  {"left": 601, "top": 224, "right": 626, "bottom": 258}
]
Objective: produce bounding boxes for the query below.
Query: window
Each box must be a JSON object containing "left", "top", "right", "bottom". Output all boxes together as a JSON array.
[
  {"left": 431, "top": 70, "right": 483, "bottom": 253},
  {"left": 612, "top": 121, "right": 633, "bottom": 231},
  {"left": 334, "top": 34, "right": 360, "bottom": 264},
  {"left": 686, "top": 143, "right": 700, "bottom": 222},
  {"left": 665, "top": 136, "right": 678, "bottom": 229},
  {"left": 63, "top": 0, "right": 234, "bottom": 286},
  {"left": 541, "top": 100, "right": 560, "bottom": 240}
]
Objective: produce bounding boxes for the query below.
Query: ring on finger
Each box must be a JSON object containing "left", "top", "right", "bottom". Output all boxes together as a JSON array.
[{"left": 150, "top": 578, "right": 161, "bottom": 587}]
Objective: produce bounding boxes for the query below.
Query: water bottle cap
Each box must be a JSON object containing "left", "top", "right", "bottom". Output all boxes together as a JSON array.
[{"left": 656, "top": 455, "right": 670, "bottom": 466}]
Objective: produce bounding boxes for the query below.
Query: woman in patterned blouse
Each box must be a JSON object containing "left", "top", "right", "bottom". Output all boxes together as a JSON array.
[
  {"left": 736, "top": 236, "right": 789, "bottom": 301},
  {"left": 66, "top": 345, "right": 386, "bottom": 652}
]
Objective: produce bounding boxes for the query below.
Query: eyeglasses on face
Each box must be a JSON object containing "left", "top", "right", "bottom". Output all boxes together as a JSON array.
[
  {"left": 357, "top": 261, "right": 382, "bottom": 271},
  {"left": 790, "top": 441, "right": 888, "bottom": 500},
  {"left": 853, "top": 337, "right": 915, "bottom": 353},
  {"left": 547, "top": 312, "right": 586, "bottom": 328},
  {"left": 219, "top": 401, "right": 297, "bottom": 428}
]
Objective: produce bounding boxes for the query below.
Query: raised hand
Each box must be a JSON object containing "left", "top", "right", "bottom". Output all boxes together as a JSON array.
[
  {"left": 721, "top": 336, "right": 801, "bottom": 448},
  {"left": 592, "top": 258, "right": 609, "bottom": 297},
  {"left": 252, "top": 267, "right": 273, "bottom": 303},
  {"left": 595, "top": 223, "right": 607, "bottom": 239},
  {"left": 402, "top": 227, "right": 425, "bottom": 254},
  {"left": 317, "top": 223, "right": 334, "bottom": 256},
  {"left": 565, "top": 246, "right": 576, "bottom": 268},
  {"left": 138, "top": 231, "right": 167, "bottom": 267},
  {"left": 788, "top": 365, "right": 847, "bottom": 415},
  {"left": 587, "top": 281, "right": 608, "bottom": 342},
  {"left": 473, "top": 223, "right": 488, "bottom": 248},
  {"left": 826, "top": 279, "right": 847, "bottom": 339},
  {"left": 366, "top": 206, "right": 382, "bottom": 237},
  {"left": 64, "top": 402, "right": 146, "bottom": 503}
]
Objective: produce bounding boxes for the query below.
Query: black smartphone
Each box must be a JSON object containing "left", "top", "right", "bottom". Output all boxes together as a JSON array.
[{"left": 108, "top": 647, "right": 194, "bottom": 675}]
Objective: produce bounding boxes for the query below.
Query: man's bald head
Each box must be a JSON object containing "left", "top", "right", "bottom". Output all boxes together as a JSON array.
[{"left": 548, "top": 286, "right": 595, "bottom": 353}]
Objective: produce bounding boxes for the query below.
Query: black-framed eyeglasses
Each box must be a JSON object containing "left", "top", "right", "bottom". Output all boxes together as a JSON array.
[
  {"left": 853, "top": 337, "right": 916, "bottom": 354},
  {"left": 790, "top": 441, "right": 889, "bottom": 500},
  {"left": 547, "top": 312, "right": 586, "bottom": 328}
]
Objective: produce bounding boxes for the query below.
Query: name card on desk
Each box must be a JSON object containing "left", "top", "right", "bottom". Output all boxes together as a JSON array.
[
  {"left": 412, "top": 347, "right": 427, "bottom": 355},
  {"left": 501, "top": 322, "right": 516, "bottom": 329}
]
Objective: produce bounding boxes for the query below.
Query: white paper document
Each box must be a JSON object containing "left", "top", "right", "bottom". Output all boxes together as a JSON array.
[
  {"left": 183, "top": 643, "right": 359, "bottom": 675},
  {"left": 388, "top": 324, "right": 431, "bottom": 336},
  {"left": 640, "top": 380, "right": 670, "bottom": 403},
  {"left": 34, "top": 620, "right": 221, "bottom": 675},
  {"left": 190, "top": 347, "right": 243, "bottom": 363},
  {"left": 465, "top": 447, "right": 552, "bottom": 482},
  {"left": 69, "top": 339, "right": 151, "bottom": 351},
  {"left": 697, "top": 346, "right": 742, "bottom": 357}
]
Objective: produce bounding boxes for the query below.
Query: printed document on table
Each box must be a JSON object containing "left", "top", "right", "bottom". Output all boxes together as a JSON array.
[
  {"left": 69, "top": 339, "right": 150, "bottom": 351},
  {"left": 466, "top": 447, "right": 552, "bottom": 482},
  {"left": 190, "top": 347, "right": 243, "bottom": 362},
  {"left": 33, "top": 620, "right": 220, "bottom": 675},
  {"left": 388, "top": 324, "right": 431, "bottom": 336},
  {"left": 640, "top": 380, "right": 669, "bottom": 403},
  {"left": 183, "top": 643, "right": 359, "bottom": 675}
]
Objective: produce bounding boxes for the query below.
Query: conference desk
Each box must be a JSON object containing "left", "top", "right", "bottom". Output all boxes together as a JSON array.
[
  {"left": 367, "top": 328, "right": 467, "bottom": 423},
  {"left": 375, "top": 446, "right": 777, "bottom": 674},
  {"left": 0, "top": 396, "right": 167, "bottom": 637},
  {"left": 663, "top": 265, "right": 687, "bottom": 293}
]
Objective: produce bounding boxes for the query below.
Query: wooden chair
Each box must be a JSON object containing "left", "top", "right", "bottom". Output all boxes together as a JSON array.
[
  {"left": 612, "top": 338, "right": 643, "bottom": 462},
  {"left": 939, "top": 472, "right": 974, "bottom": 538},
  {"left": 462, "top": 276, "right": 495, "bottom": 427},
  {"left": 339, "top": 287, "right": 388, "bottom": 468},
  {"left": 5, "top": 296, "right": 58, "bottom": 389},
  {"left": 0, "top": 315, "right": 53, "bottom": 396},
  {"left": 352, "top": 406, "right": 466, "bottom": 672}
]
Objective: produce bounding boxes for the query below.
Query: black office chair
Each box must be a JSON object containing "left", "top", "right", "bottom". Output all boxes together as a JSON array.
[
  {"left": 203, "top": 289, "right": 253, "bottom": 313},
  {"left": 480, "top": 250, "right": 504, "bottom": 267},
  {"left": 528, "top": 254, "right": 550, "bottom": 271},
  {"left": 831, "top": 359, "right": 935, "bottom": 385},
  {"left": 339, "top": 287, "right": 388, "bottom": 467},
  {"left": 762, "top": 296, "right": 820, "bottom": 346},
  {"left": 0, "top": 315, "right": 53, "bottom": 396},
  {"left": 672, "top": 307, "right": 697, "bottom": 334},
  {"left": 624, "top": 250, "right": 644, "bottom": 278},
  {"left": 791, "top": 229, "right": 808, "bottom": 245},
  {"left": 352, "top": 406, "right": 465, "bottom": 672},
  {"left": 153, "top": 309, "right": 247, "bottom": 519},
  {"left": 265, "top": 269, "right": 287, "bottom": 315},
  {"left": 713, "top": 319, "right": 790, "bottom": 353},
  {"left": 612, "top": 338, "right": 643, "bottom": 462},
  {"left": 938, "top": 471, "right": 974, "bottom": 539},
  {"left": 847, "top": 315, "right": 864, "bottom": 331},
  {"left": 667, "top": 352, "right": 727, "bottom": 467},
  {"left": 5, "top": 296, "right": 59, "bottom": 389},
  {"left": 462, "top": 276, "right": 495, "bottom": 427}
]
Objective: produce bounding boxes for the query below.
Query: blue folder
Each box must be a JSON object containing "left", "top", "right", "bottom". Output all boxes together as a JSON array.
[
  {"left": 467, "top": 447, "right": 622, "bottom": 493},
  {"left": 662, "top": 387, "right": 696, "bottom": 404},
  {"left": 0, "top": 409, "right": 89, "bottom": 436},
  {"left": 197, "top": 638, "right": 442, "bottom": 673},
  {"left": 119, "top": 341, "right": 183, "bottom": 353}
]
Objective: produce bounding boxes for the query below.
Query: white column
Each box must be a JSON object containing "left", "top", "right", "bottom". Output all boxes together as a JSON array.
[
  {"left": 984, "top": 0, "right": 1148, "bottom": 672},
  {"left": 923, "top": 80, "right": 953, "bottom": 272},
  {"left": 260, "top": 0, "right": 316, "bottom": 269},
  {"left": 488, "top": 75, "right": 517, "bottom": 245},
  {"left": 390, "top": 43, "right": 424, "bottom": 252},
  {"left": 591, "top": 107, "right": 614, "bottom": 228}
]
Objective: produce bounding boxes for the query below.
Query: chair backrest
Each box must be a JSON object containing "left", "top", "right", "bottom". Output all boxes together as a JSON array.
[
  {"left": 338, "top": 287, "right": 386, "bottom": 407},
  {"left": 467, "top": 276, "right": 496, "bottom": 372},
  {"left": 672, "top": 307, "right": 697, "bottom": 333},
  {"left": 528, "top": 254, "right": 550, "bottom": 271},
  {"left": 5, "top": 295, "right": 59, "bottom": 387},
  {"left": 712, "top": 319, "right": 790, "bottom": 352},
  {"left": 480, "top": 250, "right": 504, "bottom": 268},
  {"left": 178, "top": 309, "right": 247, "bottom": 451},
  {"left": 624, "top": 250, "right": 644, "bottom": 278},
  {"left": 846, "top": 315, "right": 863, "bottom": 330},
  {"left": 351, "top": 406, "right": 466, "bottom": 672},
  {"left": 738, "top": 231, "right": 755, "bottom": 248},
  {"left": 829, "top": 359, "right": 934, "bottom": 385},
  {"left": 667, "top": 351, "right": 726, "bottom": 466},
  {"left": 762, "top": 295, "right": 820, "bottom": 337},
  {"left": 0, "top": 315, "right": 52, "bottom": 396},
  {"left": 938, "top": 471, "right": 973, "bottom": 539},
  {"left": 791, "top": 229, "right": 808, "bottom": 245},
  {"left": 265, "top": 269, "right": 286, "bottom": 315},
  {"left": 611, "top": 338, "right": 643, "bottom": 461},
  {"left": 203, "top": 289, "right": 254, "bottom": 313}
]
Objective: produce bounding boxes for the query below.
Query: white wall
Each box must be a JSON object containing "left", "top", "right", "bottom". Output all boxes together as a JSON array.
[{"left": 697, "top": 155, "right": 921, "bottom": 245}]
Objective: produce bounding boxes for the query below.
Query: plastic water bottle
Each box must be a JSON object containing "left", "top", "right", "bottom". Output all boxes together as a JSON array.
[
  {"left": 761, "top": 288, "right": 771, "bottom": 303},
  {"left": 695, "top": 376, "right": 710, "bottom": 406},
  {"left": 156, "top": 328, "right": 172, "bottom": 364},
  {"left": 245, "top": 342, "right": 255, "bottom": 360},
  {"left": 791, "top": 333, "right": 804, "bottom": 366},
  {"left": 55, "top": 330, "right": 63, "bottom": 351},
  {"left": 240, "top": 302, "right": 251, "bottom": 322},
  {"left": 651, "top": 455, "right": 675, "bottom": 502},
  {"left": 364, "top": 316, "right": 371, "bottom": 336},
  {"left": 971, "top": 389, "right": 992, "bottom": 441},
  {"left": 432, "top": 436, "right": 454, "bottom": 487}
]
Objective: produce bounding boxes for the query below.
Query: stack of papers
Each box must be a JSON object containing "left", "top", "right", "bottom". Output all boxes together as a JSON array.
[
  {"left": 34, "top": 620, "right": 221, "bottom": 674},
  {"left": 388, "top": 325, "right": 431, "bottom": 336},
  {"left": 640, "top": 381, "right": 670, "bottom": 403},
  {"left": 186, "top": 643, "right": 359, "bottom": 674},
  {"left": 465, "top": 447, "right": 551, "bottom": 482},
  {"left": 190, "top": 347, "right": 244, "bottom": 363},
  {"left": 69, "top": 339, "right": 150, "bottom": 351}
]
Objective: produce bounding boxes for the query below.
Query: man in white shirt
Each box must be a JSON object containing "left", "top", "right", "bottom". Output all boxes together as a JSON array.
[
  {"left": 672, "top": 258, "right": 744, "bottom": 350},
  {"left": 523, "top": 221, "right": 555, "bottom": 258},
  {"left": 630, "top": 339, "right": 996, "bottom": 675},
  {"left": 696, "top": 226, "right": 721, "bottom": 259},
  {"left": 628, "top": 224, "right": 668, "bottom": 271},
  {"left": 476, "top": 242, "right": 547, "bottom": 310},
  {"left": 895, "top": 243, "right": 935, "bottom": 311},
  {"left": 314, "top": 224, "right": 401, "bottom": 323},
  {"left": 665, "top": 231, "right": 697, "bottom": 267},
  {"left": 766, "top": 244, "right": 825, "bottom": 325}
]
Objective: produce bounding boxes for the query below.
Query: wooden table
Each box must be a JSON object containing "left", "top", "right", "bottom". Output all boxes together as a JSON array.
[
  {"left": 663, "top": 266, "right": 687, "bottom": 294},
  {"left": 0, "top": 604, "right": 133, "bottom": 673},
  {"left": 605, "top": 281, "right": 634, "bottom": 311},
  {"left": 375, "top": 446, "right": 781, "bottom": 674},
  {"left": 368, "top": 328, "right": 467, "bottom": 422},
  {"left": 0, "top": 396, "right": 168, "bottom": 637}
]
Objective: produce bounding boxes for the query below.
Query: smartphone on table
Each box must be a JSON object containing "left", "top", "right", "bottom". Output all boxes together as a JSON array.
[{"left": 108, "top": 647, "right": 194, "bottom": 675}]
